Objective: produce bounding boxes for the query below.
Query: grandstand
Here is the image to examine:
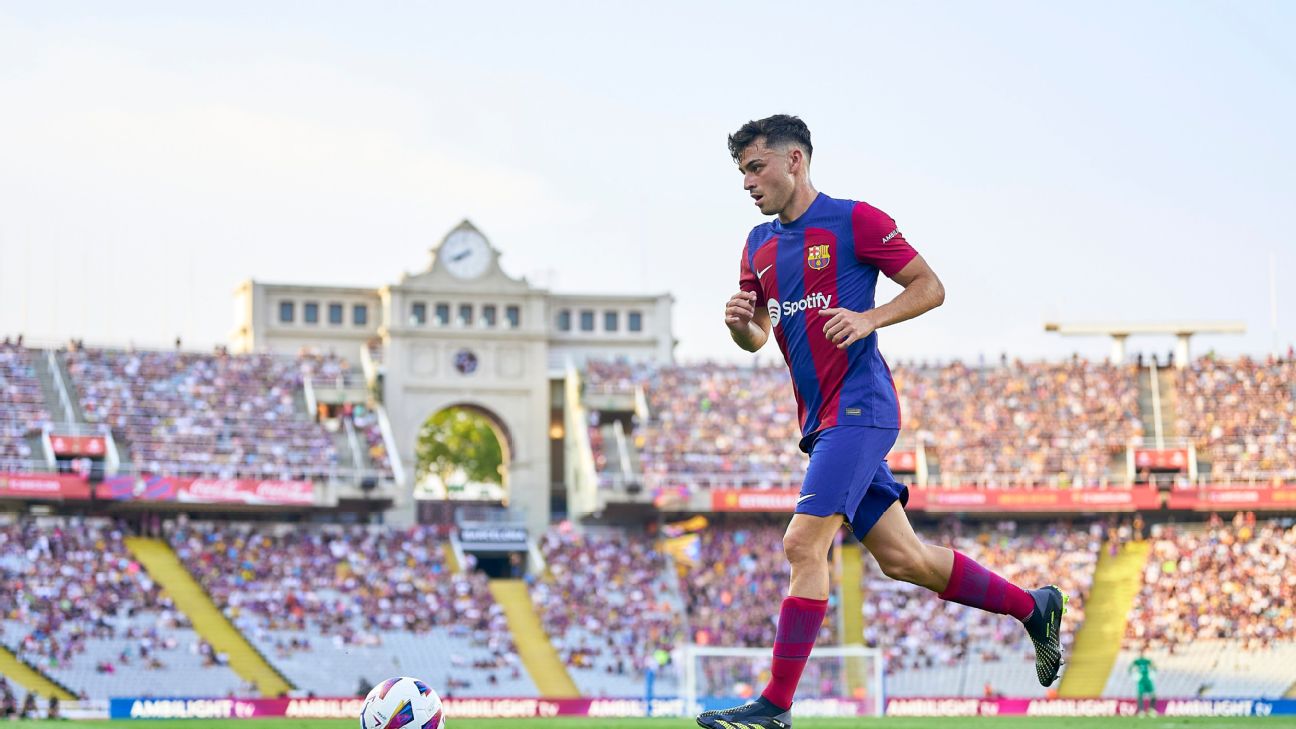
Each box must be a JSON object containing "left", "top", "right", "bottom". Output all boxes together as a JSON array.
[
  {"left": 0, "top": 518, "right": 246, "bottom": 699},
  {"left": 1, "top": 341, "right": 1293, "bottom": 719},
  {"left": 1106, "top": 516, "right": 1296, "bottom": 698},
  {"left": 0, "top": 342, "right": 50, "bottom": 472},
  {"left": 169, "top": 522, "right": 532, "bottom": 698},
  {"left": 530, "top": 528, "right": 683, "bottom": 697}
]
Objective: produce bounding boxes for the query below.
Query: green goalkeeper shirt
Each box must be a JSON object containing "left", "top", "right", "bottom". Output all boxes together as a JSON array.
[{"left": 1131, "top": 657, "right": 1156, "bottom": 689}]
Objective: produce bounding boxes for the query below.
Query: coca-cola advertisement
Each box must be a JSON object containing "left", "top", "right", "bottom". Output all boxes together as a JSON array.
[{"left": 179, "top": 479, "right": 315, "bottom": 505}]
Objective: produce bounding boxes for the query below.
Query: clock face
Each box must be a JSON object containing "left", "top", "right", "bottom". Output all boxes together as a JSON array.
[{"left": 441, "top": 228, "right": 491, "bottom": 279}]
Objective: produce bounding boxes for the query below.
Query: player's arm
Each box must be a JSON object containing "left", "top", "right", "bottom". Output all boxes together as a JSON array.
[
  {"left": 820, "top": 204, "right": 944, "bottom": 349},
  {"left": 728, "top": 239, "right": 771, "bottom": 352},
  {"left": 867, "top": 254, "right": 945, "bottom": 329},
  {"left": 726, "top": 292, "right": 770, "bottom": 352}
]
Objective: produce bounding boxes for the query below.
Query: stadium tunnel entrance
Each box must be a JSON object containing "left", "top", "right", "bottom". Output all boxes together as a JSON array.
[{"left": 414, "top": 403, "right": 530, "bottom": 578}]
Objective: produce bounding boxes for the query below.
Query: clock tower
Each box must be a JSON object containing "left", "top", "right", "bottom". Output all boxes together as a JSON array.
[
  {"left": 375, "top": 220, "right": 550, "bottom": 531},
  {"left": 230, "top": 218, "right": 675, "bottom": 537}
]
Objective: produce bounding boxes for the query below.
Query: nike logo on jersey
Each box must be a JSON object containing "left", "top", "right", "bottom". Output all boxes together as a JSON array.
[
  {"left": 756, "top": 263, "right": 773, "bottom": 279},
  {"left": 797, "top": 494, "right": 814, "bottom": 504}
]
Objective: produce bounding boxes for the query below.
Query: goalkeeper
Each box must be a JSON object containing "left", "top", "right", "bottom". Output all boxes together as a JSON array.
[{"left": 1129, "top": 651, "right": 1157, "bottom": 716}]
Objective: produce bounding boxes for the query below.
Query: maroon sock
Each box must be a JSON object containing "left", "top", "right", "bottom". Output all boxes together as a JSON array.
[
  {"left": 760, "top": 596, "right": 828, "bottom": 710},
  {"left": 938, "top": 550, "right": 1034, "bottom": 621}
]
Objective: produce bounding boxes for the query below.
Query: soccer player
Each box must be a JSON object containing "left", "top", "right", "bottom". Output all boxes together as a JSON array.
[
  {"left": 697, "top": 115, "right": 1067, "bottom": 729},
  {"left": 1129, "top": 651, "right": 1157, "bottom": 717}
]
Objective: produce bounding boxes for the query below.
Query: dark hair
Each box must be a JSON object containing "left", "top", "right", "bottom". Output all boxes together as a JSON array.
[{"left": 728, "top": 114, "right": 812, "bottom": 163}]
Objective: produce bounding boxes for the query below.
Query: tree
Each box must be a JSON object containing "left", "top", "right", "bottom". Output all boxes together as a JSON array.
[{"left": 415, "top": 408, "right": 503, "bottom": 488}]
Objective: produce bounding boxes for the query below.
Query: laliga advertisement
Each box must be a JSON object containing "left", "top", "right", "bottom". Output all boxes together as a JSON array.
[
  {"left": 709, "top": 487, "right": 1163, "bottom": 513},
  {"left": 0, "top": 471, "right": 91, "bottom": 500}
]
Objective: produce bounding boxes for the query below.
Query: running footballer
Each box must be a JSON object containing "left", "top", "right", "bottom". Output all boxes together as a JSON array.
[{"left": 697, "top": 115, "right": 1068, "bottom": 729}]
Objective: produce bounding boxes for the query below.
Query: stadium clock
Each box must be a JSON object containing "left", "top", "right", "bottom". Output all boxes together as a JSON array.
[{"left": 441, "top": 228, "right": 491, "bottom": 279}]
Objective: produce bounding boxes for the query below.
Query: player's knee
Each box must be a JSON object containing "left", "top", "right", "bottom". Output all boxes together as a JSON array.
[
  {"left": 782, "top": 530, "right": 825, "bottom": 568},
  {"left": 876, "top": 548, "right": 927, "bottom": 585}
]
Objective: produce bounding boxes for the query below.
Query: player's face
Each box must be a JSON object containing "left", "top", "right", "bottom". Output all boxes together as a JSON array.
[{"left": 738, "top": 139, "right": 797, "bottom": 216}]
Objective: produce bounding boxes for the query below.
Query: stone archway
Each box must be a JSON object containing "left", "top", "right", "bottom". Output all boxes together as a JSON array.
[
  {"left": 413, "top": 403, "right": 513, "bottom": 503},
  {"left": 414, "top": 399, "right": 515, "bottom": 503}
]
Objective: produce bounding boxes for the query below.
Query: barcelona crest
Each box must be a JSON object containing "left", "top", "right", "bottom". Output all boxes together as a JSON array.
[{"left": 807, "top": 244, "right": 831, "bottom": 270}]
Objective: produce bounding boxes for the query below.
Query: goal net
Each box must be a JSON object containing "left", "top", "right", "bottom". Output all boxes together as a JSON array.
[{"left": 682, "top": 645, "right": 885, "bottom": 718}]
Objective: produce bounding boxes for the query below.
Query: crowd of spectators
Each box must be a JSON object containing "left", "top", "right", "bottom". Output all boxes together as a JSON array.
[
  {"left": 169, "top": 521, "right": 519, "bottom": 680},
  {"left": 64, "top": 348, "right": 339, "bottom": 480},
  {"left": 530, "top": 528, "right": 682, "bottom": 683},
  {"left": 1175, "top": 355, "right": 1296, "bottom": 482},
  {"left": 584, "top": 357, "right": 1143, "bottom": 491},
  {"left": 1125, "top": 512, "right": 1296, "bottom": 650},
  {"left": 590, "top": 361, "right": 806, "bottom": 488},
  {"left": 901, "top": 358, "right": 1143, "bottom": 487},
  {"left": 0, "top": 518, "right": 196, "bottom": 682},
  {"left": 0, "top": 340, "right": 50, "bottom": 472},
  {"left": 582, "top": 360, "right": 643, "bottom": 396},
  {"left": 861, "top": 520, "right": 1097, "bottom": 677}
]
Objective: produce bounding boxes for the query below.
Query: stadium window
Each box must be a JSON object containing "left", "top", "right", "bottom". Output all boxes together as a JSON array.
[
  {"left": 410, "top": 302, "right": 427, "bottom": 326},
  {"left": 279, "top": 301, "right": 294, "bottom": 324},
  {"left": 580, "top": 310, "right": 595, "bottom": 332},
  {"left": 482, "top": 304, "right": 497, "bottom": 327},
  {"left": 557, "top": 309, "right": 572, "bottom": 332},
  {"left": 458, "top": 303, "right": 474, "bottom": 327},
  {"left": 604, "top": 310, "right": 619, "bottom": 332},
  {"left": 506, "top": 305, "right": 520, "bottom": 329},
  {"left": 353, "top": 304, "right": 368, "bottom": 326},
  {"left": 628, "top": 311, "right": 643, "bottom": 332},
  {"left": 328, "top": 303, "right": 344, "bottom": 325},
  {"left": 435, "top": 303, "right": 450, "bottom": 326},
  {"left": 304, "top": 302, "right": 319, "bottom": 324}
]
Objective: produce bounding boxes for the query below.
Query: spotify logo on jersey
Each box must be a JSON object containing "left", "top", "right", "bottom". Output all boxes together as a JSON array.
[{"left": 767, "top": 292, "right": 833, "bottom": 329}]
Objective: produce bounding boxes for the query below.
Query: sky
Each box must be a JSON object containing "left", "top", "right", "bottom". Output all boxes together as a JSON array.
[{"left": 0, "top": 1, "right": 1292, "bottom": 364}]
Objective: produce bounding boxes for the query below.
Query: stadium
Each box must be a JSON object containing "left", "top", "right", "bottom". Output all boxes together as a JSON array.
[
  {"left": 2, "top": 4, "right": 1293, "bottom": 729},
  {"left": 2, "top": 216, "right": 1294, "bottom": 728}
]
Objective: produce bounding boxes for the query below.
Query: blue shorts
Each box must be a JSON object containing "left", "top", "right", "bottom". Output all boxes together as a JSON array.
[{"left": 796, "top": 425, "right": 909, "bottom": 541}]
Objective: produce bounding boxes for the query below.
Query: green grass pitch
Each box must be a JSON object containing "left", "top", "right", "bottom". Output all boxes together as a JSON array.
[{"left": 11, "top": 719, "right": 1296, "bottom": 728}]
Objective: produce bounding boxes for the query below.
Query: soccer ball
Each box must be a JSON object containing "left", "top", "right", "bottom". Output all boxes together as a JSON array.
[{"left": 359, "top": 676, "right": 444, "bottom": 729}]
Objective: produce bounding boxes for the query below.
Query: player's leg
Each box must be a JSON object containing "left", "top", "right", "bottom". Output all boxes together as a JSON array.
[
  {"left": 768, "top": 511, "right": 841, "bottom": 700},
  {"left": 857, "top": 473, "right": 1068, "bottom": 687},
  {"left": 696, "top": 513, "right": 838, "bottom": 728},
  {"left": 863, "top": 502, "right": 1032, "bottom": 615},
  {"left": 698, "top": 428, "right": 871, "bottom": 728},
  {"left": 785, "top": 511, "right": 845, "bottom": 599}
]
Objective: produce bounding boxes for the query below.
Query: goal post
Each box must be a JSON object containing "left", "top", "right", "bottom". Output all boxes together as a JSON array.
[{"left": 682, "top": 644, "right": 885, "bottom": 718}]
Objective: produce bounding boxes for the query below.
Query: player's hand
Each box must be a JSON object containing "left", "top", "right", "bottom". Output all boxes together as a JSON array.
[
  {"left": 818, "top": 308, "right": 876, "bottom": 349},
  {"left": 724, "top": 291, "right": 757, "bottom": 331}
]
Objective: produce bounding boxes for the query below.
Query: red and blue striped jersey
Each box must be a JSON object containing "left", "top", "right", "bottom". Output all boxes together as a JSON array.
[{"left": 739, "top": 192, "right": 918, "bottom": 452}]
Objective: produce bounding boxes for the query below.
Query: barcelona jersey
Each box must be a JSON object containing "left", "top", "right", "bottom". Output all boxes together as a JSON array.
[{"left": 739, "top": 192, "right": 918, "bottom": 452}]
